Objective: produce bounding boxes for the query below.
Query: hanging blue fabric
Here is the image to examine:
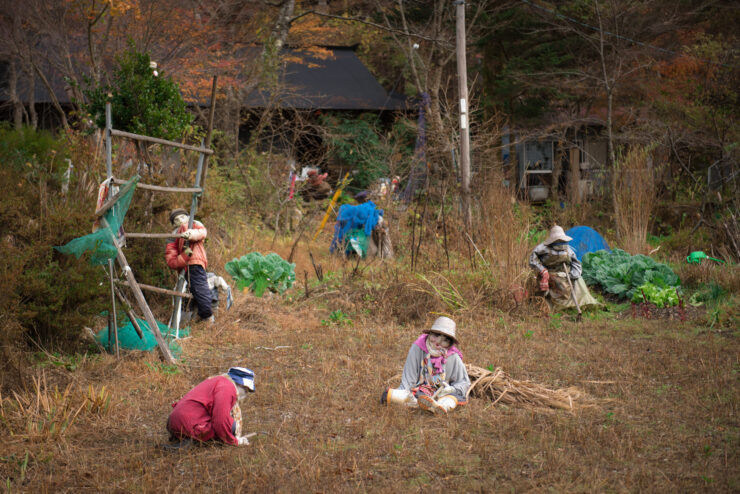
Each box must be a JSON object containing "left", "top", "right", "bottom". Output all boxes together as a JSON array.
[
  {"left": 330, "top": 201, "right": 383, "bottom": 253},
  {"left": 566, "top": 226, "right": 611, "bottom": 261}
]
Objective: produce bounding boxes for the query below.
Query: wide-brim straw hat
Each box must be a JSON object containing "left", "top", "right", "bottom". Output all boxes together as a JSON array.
[
  {"left": 544, "top": 225, "right": 572, "bottom": 245},
  {"left": 424, "top": 316, "right": 458, "bottom": 345}
]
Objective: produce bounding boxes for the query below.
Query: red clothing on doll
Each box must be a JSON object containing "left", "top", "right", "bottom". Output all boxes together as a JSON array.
[{"left": 167, "top": 375, "right": 238, "bottom": 445}]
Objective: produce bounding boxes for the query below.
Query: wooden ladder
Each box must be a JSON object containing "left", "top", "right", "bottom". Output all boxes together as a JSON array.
[{"left": 101, "top": 79, "right": 217, "bottom": 363}]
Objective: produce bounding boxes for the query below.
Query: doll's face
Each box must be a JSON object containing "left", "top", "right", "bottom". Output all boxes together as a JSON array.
[
  {"left": 236, "top": 385, "right": 248, "bottom": 401},
  {"left": 428, "top": 332, "right": 452, "bottom": 350},
  {"left": 173, "top": 214, "right": 189, "bottom": 227}
]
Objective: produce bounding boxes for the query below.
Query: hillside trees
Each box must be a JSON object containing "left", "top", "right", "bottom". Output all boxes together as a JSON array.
[
  {"left": 0, "top": 0, "right": 266, "bottom": 130},
  {"left": 653, "top": 35, "right": 739, "bottom": 197},
  {"left": 478, "top": 0, "right": 738, "bottom": 237},
  {"left": 371, "top": 0, "right": 512, "bottom": 170}
]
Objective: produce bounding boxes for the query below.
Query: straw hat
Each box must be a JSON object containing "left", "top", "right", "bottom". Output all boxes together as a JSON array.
[
  {"left": 544, "top": 225, "right": 572, "bottom": 245},
  {"left": 424, "top": 316, "right": 458, "bottom": 345}
]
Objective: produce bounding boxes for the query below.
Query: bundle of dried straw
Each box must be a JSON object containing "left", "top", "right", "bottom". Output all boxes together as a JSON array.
[{"left": 465, "top": 364, "right": 585, "bottom": 411}]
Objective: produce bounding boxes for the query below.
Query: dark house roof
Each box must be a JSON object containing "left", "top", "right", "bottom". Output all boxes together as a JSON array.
[
  {"left": 0, "top": 46, "right": 408, "bottom": 113},
  {"left": 243, "top": 46, "right": 408, "bottom": 111},
  {"left": 0, "top": 60, "right": 74, "bottom": 105}
]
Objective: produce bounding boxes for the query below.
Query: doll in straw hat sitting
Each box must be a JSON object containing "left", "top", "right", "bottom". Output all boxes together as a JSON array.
[
  {"left": 381, "top": 317, "right": 470, "bottom": 414},
  {"left": 529, "top": 225, "right": 599, "bottom": 309}
]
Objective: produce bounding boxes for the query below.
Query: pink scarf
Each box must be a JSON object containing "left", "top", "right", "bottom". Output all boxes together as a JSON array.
[{"left": 413, "top": 334, "right": 463, "bottom": 374}]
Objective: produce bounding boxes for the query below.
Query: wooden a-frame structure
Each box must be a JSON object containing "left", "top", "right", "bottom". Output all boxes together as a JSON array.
[{"left": 100, "top": 80, "right": 217, "bottom": 364}]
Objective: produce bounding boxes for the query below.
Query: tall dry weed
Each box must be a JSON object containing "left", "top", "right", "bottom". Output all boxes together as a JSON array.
[
  {"left": 614, "top": 145, "right": 656, "bottom": 254},
  {"left": 474, "top": 166, "right": 533, "bottom": 296},
  {"left": 2, "top": 374, "right": 86, "bottom": 441},
  {"left": 0, "top": 373, "right": 113, "bottom": 442}
]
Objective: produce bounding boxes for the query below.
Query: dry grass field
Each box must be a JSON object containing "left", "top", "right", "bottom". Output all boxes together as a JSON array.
[{"left": 1, "top": 241, "right": 738, "bottom": 493}]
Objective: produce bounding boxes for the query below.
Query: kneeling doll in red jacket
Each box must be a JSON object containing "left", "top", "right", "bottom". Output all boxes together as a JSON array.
[{"left": 165, "top": 367, "right": 255, "bottom": 450}]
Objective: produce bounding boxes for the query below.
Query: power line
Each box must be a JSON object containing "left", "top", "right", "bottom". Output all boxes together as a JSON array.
[{"left": 520, "top": 0, "right": 733, "bottom": 68}]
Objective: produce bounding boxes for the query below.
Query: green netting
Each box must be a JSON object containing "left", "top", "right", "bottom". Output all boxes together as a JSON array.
[
  {"left": 96, "top": 317, "right": 188, "bottom": 356},
  {"left": 346, "top": 228, "right": 370, "bottom": 257},
  {"left": 55, "top": 175, "right": 139, "bottom": 265}
]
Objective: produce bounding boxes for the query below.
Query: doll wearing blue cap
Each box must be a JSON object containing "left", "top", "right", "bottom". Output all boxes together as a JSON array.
[{"left": 165, "top": 367, "right": 255, "bottom": 449}]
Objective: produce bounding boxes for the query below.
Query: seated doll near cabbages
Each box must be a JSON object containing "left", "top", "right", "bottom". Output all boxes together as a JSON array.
[{"left": 381, "top": 317, "right": 470, "bottom": 414}]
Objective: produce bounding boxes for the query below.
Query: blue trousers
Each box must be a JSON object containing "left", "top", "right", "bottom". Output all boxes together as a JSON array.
[{"left": 187, "top": 265, "right": 213, "bottom": 319}]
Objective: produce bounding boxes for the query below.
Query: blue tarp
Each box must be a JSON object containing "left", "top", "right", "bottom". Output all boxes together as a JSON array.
[
  {"left": 330, "top": 201, "right": 383, "bottom": 253},
  {"left": 567, "top": 226, "right": 610, "bottom": 261}
]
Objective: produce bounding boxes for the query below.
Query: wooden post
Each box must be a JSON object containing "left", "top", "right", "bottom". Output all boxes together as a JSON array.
[
  {"left": 455, "top": 0, "right": 472, "bottom": 232},
  {"left": 125, "top": 232, "right": 182, "bottom": 239},
  {"left": 109, "top": 129, "right": 213, "bottom": 154},
  {"left": 201, "top": 76, "right": 218, "bottom": 192},
  {"left": 105, "top": 100, "right": 113, "bottom": 178},
  {"left": 169, "top": 141, "right": 206, "bottom": 334},
  {"left": 189, "top": 147, "right": 205, "bottom": 224},
  {"left": 104, "top": 100, "right": 119, "bottom": 359},
  {"left": 112, "top": 283, "right": 144, "bottom": 340},
  {"left": 94, "top": 177, "right": 139, "bottom": 217},
  {"left": 116, "top": 280, "right": 193, "bottom": 298},
  {"left": 108, "top": 262, "right": 120, "bottom": 358}
]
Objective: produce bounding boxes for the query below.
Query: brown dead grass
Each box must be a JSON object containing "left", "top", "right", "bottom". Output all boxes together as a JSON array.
[{"left": 1, "top": 235, "right": 739, "bottom": 493}]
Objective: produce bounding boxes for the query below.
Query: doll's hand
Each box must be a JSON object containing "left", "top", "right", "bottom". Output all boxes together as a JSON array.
[
  {"left": 539, "top": 269, "right": 550, "bottom": 291},
  {"left": 436, "top": 385, "right": 455, "bottom": 398}
]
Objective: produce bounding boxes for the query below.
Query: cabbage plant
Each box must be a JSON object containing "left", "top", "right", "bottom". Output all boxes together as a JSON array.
[{"left": 225, "top": 252, "right": 295, "bottom": 297}]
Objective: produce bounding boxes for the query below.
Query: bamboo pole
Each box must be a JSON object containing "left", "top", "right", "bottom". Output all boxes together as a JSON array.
[
  {"left": 112, "top": 283, "right": 145, "bottom": 340},
  {"left": 169, "top": 141, "right": 206, "bottom": 334},
  {"left": 105, "top": 101, "right": 119, "bottom": 359},
  {"left": 169, "top": 76, "right": 216, "bottom": 334},
  {"left": 312, "top": 173, "right": 350, "bottom": 241},
  {"left": 116, "top": 280, "right": 193, "bottom": 298},
  {"left": 200, "top": 76, "right": 218, "bottom": 192},
  {"left": 125, "top": 232, "right": 181, "bottom": 239},
  {"left": 94, "top": 176, "right": 139, "bottom": 217},
  {"left": 110, "top": 129, "right": 213, "bottom": 155},
  {"left": 108, "top": 262, "right": 120, "bottom": 358},
  {"left": 111, "top": 178, "right": 202, "bottom": 194}
]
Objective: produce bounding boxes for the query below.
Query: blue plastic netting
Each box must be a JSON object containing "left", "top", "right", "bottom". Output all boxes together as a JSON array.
[
  {"left": 566, "top": 225, "right": 610, "bottom": 261},
  {"left": 330, "top": 201, "right": 383, "bottom": 253}
]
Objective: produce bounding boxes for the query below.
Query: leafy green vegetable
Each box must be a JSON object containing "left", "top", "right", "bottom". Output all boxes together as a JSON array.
[
  {"left": 582, "top": 249, "right": 680, "bottom": 302},
  {"left": 631, "top": 283, "right": 679, "bottom": 307},
  {"left": 225, "top": 252, "right": 295, "bottom": 297}
]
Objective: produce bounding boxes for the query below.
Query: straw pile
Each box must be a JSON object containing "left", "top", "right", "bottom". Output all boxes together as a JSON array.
[{"left": 465, "top": 364, "right": 586, "bottom": 411}]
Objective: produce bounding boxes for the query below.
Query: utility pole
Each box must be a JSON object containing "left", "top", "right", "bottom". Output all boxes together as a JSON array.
[{"left": 455, "top": 0, "right": 472, "bottom": 231}]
